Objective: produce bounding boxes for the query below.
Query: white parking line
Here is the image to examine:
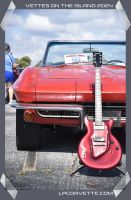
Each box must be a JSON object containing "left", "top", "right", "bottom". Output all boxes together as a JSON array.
[{"left": 22, "top": 152, "right": 37, "bottom": 173}]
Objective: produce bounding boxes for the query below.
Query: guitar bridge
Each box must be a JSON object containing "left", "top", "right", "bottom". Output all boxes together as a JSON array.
[
  {"left": 93, "top": 142, "right": 106, "bottom": 146},
  {"left": 93, "top": 136, "right": 106, "bottom": 146}
]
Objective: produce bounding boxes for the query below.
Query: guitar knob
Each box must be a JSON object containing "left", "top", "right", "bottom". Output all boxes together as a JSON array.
[{"left": 115, "top": 146, "right": 119, "bottom": 150}]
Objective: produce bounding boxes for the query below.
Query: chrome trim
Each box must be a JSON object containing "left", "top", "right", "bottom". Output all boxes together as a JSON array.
[
  {"left": 88, "top": 116, "right": 126, "bottom": 121},
  {"left": 36, "top": 114, "right": 126, "bottom": 121},
  {"left": 85, "top": 105, "right": 125, "bottom": 108},
  {"left": 36, "top": 112, "right": 80, "bottom": 119},
  {"left": 12, "top": 103, "right": 126, "bottom": 129},
  {"left": 13, "top": 103, "right": 84, "bottom": 129}
]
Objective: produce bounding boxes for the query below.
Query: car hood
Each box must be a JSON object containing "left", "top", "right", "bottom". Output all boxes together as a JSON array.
[
  {"left": 47, "top": 64, "right": 125, "bottom": 80},
  {"left": 13, "top": 64, "right": 126, "bottom": 103},
  {"left": 48, "top": 65, "right": 94, "bottom": 79},
  {"left": 35, "top": 64, "right": 125, "bottom": 103}
]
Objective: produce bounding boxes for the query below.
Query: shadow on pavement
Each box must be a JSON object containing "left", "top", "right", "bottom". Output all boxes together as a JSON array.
[
  {"left": 71, "top": 165, "right": 123, "bottom": 178},
  {"left": 39, "top": 126, "right": 126, "bottom": 154}
]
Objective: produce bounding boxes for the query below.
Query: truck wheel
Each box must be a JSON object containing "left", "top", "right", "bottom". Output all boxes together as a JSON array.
[{"left": 16, "top": 109, "right": 41, "bottom": 151}]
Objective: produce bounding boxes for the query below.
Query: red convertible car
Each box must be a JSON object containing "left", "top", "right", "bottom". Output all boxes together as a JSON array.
[{"left": 13, "top": 41, "right": 126, "bottom": 169}]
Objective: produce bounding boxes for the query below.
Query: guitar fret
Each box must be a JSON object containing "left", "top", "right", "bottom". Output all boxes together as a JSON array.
[{"left": 95, "top": 67, "right": 102, "bottom": 124}]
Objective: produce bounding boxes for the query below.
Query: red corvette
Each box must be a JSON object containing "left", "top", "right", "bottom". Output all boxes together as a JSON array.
[{"left": 13, "top": 41, "right": 126, "bottom": 170}]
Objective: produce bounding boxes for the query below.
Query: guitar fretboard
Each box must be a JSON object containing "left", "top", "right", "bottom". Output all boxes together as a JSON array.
[{"left": 95, "top": 67, "right": 103, "bottom": 126}]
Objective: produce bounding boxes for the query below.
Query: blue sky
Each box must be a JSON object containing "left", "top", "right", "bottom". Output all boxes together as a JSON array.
[{"left": 5, "top": 9, "right": 126, "bottom": 65}]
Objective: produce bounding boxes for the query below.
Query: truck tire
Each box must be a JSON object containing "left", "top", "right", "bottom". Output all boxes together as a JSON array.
[{"left": 16, "top": 109, "right": 41, "bottom": 151}]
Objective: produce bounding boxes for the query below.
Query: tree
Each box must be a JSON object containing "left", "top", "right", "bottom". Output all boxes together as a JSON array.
[{"left": 18, "top": 56, "right": 31, "bottom": 68}]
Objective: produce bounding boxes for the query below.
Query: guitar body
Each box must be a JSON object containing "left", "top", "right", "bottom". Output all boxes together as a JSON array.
[
  {"left": 78, "top": 117, "right": 122, "bottom": 170},
  {"left": 78, "top": 52, "right": 122, "bottom": 170}
]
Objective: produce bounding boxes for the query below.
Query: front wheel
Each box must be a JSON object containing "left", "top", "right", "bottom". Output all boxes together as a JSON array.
[{"left": 16, "top": 109, "right": 41, "bottom": 151}]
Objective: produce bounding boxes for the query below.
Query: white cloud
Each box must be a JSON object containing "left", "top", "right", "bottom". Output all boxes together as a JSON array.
[
  {"left": 25, "top": 14, "right": 55, "bottom": 32},
  {"left": 7, "top": 13, "right": 24, "bottom": 27},
  {"left": 5, "top": 9, "right": 126, "bottom": 65},
  {"left": 57, "top": 31, "right": 95, "bottom": 40}
]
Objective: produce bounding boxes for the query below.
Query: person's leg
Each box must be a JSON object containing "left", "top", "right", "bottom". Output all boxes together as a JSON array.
[
  {"left": 5, "top": 71, "right": 14, "bottom": 104},
  {"left": 8, "top": 83, "right": 14, "bottom": 103},
  {"left": 5, "top": 83, "right": 8, "bottom": 99}
]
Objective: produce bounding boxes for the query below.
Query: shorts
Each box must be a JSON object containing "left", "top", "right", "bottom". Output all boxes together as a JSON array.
[{"left": 5, "top": 71, "right": 14, "bottom": 83}]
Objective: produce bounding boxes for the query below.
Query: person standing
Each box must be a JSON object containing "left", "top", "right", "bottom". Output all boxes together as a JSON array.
[{"left": 5, "top": 43, "right": 16, "bottom": 105}]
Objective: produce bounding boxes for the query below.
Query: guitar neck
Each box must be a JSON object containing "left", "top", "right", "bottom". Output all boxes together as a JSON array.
[{"left": 95, "top": 67, "right": 103, "bottom": 126}]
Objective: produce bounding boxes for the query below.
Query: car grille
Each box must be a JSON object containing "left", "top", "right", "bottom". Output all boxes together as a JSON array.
[
  {"left": 37, "top": 103, "right": 126, "bottom": 120},
  {"left": 37, "top": 110, "right": 80, "bottom": 118},
  {"left": 84, "top": 103, "right": 126, "bottom": 118}
]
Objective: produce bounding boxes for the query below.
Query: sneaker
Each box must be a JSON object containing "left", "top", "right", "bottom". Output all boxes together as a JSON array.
[{"left": 9, "top": 100, "right": 16, "bottom": 107}]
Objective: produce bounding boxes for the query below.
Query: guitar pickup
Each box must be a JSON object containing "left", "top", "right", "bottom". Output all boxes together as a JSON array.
[
  {"left": 93, "top": 136, "right": 105, "bottom": 142},
  {"left": 93, "top": 136, "right": 106, "bottom": 146},
  {"left": 94, "top": 124, "right": 105, "bottom": 130}
]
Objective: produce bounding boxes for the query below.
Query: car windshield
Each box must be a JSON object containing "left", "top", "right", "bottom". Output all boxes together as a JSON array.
[{"left": 43, "top": 42, "right": 126, "bottom": 66}]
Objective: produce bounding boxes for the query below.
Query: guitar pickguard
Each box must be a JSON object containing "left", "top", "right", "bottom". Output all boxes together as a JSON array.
[{"left": 91, "top": 123, "right": 109, "bottom": 158}]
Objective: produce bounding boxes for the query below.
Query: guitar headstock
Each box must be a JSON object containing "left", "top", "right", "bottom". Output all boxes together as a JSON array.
[{"left": 93, "top": 52, "right": 102, "bottom": 67}]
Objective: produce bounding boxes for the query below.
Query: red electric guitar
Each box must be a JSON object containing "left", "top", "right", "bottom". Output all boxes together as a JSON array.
[{"left": 78, "top": 52, "right": 122, "bottom": 170}]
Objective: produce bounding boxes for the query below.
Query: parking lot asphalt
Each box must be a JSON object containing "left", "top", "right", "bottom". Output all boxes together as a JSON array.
[{"left": 5, "top": 104, "right": 126, "bottom": 191}]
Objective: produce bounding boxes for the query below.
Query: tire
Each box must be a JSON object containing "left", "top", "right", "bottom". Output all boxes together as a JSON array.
[{"left": 16, "top": 109, "right": 41, "bottom": 151}]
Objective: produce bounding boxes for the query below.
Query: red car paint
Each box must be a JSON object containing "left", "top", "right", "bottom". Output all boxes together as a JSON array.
[
  {"left": 13, "top": 64, "right": 126, "bottom": 128},
  {"left": 13, "top": 64, "right": 126, "bottom": 103}
]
